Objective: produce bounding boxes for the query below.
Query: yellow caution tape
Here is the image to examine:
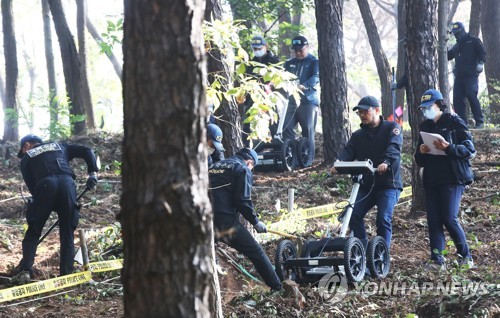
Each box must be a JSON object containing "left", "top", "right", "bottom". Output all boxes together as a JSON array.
[
  {"left": 270, "top": 186, "right": 413, "bottom": 226},
  {"left": 0, "top": 259, "right": 124, "bottom": 303},
  {"left": 0, "top": 271, "right": 92, "bottom": 303},
  {"left": 400, "top": 186, "right": 412, "bottom": 199},
  {"left": 87, "top": 259, "right": 123, "bottom": 273}
]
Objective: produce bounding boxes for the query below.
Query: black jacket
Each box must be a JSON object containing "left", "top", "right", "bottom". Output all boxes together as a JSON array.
[
  {"left": 246, "top": 51, "right": 280, "bottom": 76},
  {"left": 20, "top": 142, "right": 98, "bottom": 194},
  {"left": 414, "top": 113, "right": 476, "bottom": 187},
  {"left": 209, "top": 155, "right": 259, "bottom": 225},
  {"left": 448, "top": 33, "right": 486, "bottom": 78},
  {"left": 338, "top": 117, "right": 403, "bottom": 190},
  {"left": 208, "top": 149, "right": 225, "bottom": 168}
]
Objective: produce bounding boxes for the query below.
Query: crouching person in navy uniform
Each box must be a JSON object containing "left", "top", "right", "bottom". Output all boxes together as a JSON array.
[
  {"left": 209, "top": 148, "right": 282, "bottom": 291},
  {"left": 15, "top": 134, "right": 99, "bottom": 283}
]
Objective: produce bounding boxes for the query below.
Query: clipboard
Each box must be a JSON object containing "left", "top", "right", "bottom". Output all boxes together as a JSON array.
[{"left": 420, "top": 131, "right": 447, "bottom": 155}]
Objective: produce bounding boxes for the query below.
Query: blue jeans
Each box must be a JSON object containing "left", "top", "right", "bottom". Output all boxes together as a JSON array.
[
  {"left": 349, "top": 188, "right": 400, "bottom": 249},
  {"left": 425, "top": 184, "right": 470, "bottom": 264}
]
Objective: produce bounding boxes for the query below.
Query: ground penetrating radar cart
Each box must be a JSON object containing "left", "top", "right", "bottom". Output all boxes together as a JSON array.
[
  {"left": 274, "top": 160, "right": 391, "bottom": 283},
  {"left": 253, "top": 95, "right": 310, "bottom": 172}
]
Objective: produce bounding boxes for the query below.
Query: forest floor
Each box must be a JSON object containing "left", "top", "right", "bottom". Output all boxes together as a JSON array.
[{"left": 0, "top": 129, "right": 498, "bottom": 317}]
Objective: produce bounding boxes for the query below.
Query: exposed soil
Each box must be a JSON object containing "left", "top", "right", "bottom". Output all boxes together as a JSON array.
[{"left": 0, "top": 129, "right": 499, "bottom": 317}]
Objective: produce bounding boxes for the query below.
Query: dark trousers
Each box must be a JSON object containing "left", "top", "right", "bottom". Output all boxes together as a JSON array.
[
  {"left": 425, "top": 184, "right": 470, "bottom": 264},
  {"left": 349, "top": 188, "right": 401, "bottom": 249},
  {"left": 214, "top": 216, "right": 282, "bottom": 290},
  {"left": 20, "top": 175, "right": 79, "bottom": 276},
  {"left": 453, "top": 76, "right": 483, "bottom": 126},
  {"left": 282, "top": 102, "right": 318, "bottom": 166}
]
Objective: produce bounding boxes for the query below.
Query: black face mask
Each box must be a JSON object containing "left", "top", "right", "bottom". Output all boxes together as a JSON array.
[{"left": 454, "top": 30, "right": 466, "bottom": 43}]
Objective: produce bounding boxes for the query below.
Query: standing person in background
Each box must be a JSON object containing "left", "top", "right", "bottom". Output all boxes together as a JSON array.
[
  {"left": 241, "top": 35, "right": 280, "bottom": 146},
  {"left": 448, "top": 21, "right": 487, "bottom": 128},
  {"left": 12, "top": 134, "right": 98, "bottom": 285},
  {"left": 415, "top": 89, "right": 475, "bottom": 270},
  {"left": 283, "top": 35, "right": 320, "bottom": 167}
]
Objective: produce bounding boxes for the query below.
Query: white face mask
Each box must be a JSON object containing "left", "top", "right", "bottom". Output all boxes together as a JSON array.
[
  {"left": 254, "top": 48, "right": 266, "bottom": 58},
  {"left": 208, "top": 146, "right": 216, "bottom": 155},
  {"left": 422, "top": 108, "right": 437, "bottom": 120}
]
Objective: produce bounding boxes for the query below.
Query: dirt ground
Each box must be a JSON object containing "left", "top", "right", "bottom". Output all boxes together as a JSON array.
[{"left": 0, "top": 129, "right": 499, "bottom": 317}]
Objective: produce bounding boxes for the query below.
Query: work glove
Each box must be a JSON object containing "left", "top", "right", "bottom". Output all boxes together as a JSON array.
[
  {"left": 476, "top": 62, "right": 484, "bottom": 74},
  {"left": 254, "top": 221, "right": 267, "bottom": 233},
  {"left": 86, "top": 174, "right": 98, "bottom": 190}
]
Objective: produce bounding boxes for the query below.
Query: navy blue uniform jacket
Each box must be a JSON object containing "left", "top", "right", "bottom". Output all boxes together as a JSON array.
[
  {"left": 20, "top": 142, "right": 98, "bottom": 194},
  {"left": 338, "top": 117, "right": 403, "bottom": 190},
  {"left": 448, "top": 33, "right": 486, "bottom": 78},
  {"left": 209, "top": 155, "right": 259, "bottom": 225},
  {"left": 284, "top": 53, "right": 320, "bottom": 106}
]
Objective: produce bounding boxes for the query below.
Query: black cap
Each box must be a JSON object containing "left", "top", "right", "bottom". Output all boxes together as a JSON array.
[
  {"left": 353, "top": 96, "right": 380, "bottom": 111},
  {"left": 292, "top": 36, "right": 308, "bottom": 50},
  {"left": 251, "top": 36, "right": 267, "bottom": 48},
  {"left": 18, "top": 134, "right": 43, "bottom": 158},
  {"left": 451, "top": 22, "right": 465, "bottom": 34}
]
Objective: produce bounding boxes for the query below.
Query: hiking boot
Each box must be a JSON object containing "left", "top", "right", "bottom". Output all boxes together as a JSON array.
[
  {"left": 474, "top": 123, "right": 484, "bottom": 129},
  {"left": 10, "top": 271, "right": 31, "bottom": 286}
]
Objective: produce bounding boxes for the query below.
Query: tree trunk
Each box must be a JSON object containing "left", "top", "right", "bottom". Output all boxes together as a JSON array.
[
  {"left": 481, "top": 0, "right": 500, "bottom": 124},
  {"left": 122, "top": 0, "right": 215, "bottom": 317},
  {"left": 76, "top": 0, "right": 95, "bottom": 130},
  {"left": 356, "top": 0, "right": 392, "bottom": 118},
  {"left": 405, "top": 0, "right": 439, "bottom": 215},
  {"left": 447, "top": 0, "right": 460, "bottom": 26},
  {"left": 48, "top": 0, "right": 87, "bottom": 136},
  {"left": 86, "top": 17, "right": 123, "bottom": 82},
  {"left": 202, "top": 3, "right": 224, "bottom": 316},
  {"left": 2, "top": 0, "right": 18, "bottom": 141},
  {"left": 314, "top": 0, "right": 350, "bottom": 164},
  {"left": 21, "top": 48, "right": 37, "bottom": 131},
  {"left": 42, "top": 0, "right": 59, "bottom": 137},
  {"left": 205, "top": 0, "right": 243, "bottom": 156},
  {"left": 278, "top": 7, "right": 292, "bottom": 58},
  {"left": 438, "top": 0, "right": 450, "bottom": 103},
  {"left": 396, "top": 0, "right": 407, "bottom": 119},
  {"left": 469, "top": 0, "right": 481, "bottom": 38}
]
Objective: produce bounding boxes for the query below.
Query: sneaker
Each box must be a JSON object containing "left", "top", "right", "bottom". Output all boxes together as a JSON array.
[
  {"left": 474, "top": 123, "right": 484, "bottom": 129},
  {"left": 423, "top": 261, "right": 446, "bottom": 272},
  {"left": 457, "top": 257, "right": 474, "bottom": 269},
  {"left": 10, "top": 271, "right": 31, "bottom": 286}
]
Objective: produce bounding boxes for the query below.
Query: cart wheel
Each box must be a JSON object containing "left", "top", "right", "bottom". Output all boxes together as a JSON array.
[
  {"left": 275, "top": 239, "right": 298, "bottom": 281},
  {"left": 367, "top": 236, "right": 390, "bottom": 279},
  {"left": 295, "top": 137, "right": 310, "bottom": 168},
  {"left": 343, "top": 237, "right": 366, "bottom": 283},
  {"left": 280, "top": 139, "right": 295, "bottom": 172}
]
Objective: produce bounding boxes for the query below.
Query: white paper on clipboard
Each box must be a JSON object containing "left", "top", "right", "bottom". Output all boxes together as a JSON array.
[{"left": 420, "top": 132, "right": 447, "bottom": 155}]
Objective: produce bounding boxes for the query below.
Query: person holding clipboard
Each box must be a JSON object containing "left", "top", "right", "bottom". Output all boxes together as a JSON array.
[{"left": 414, "top": 89, "right": 476, "bottom": 270}]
